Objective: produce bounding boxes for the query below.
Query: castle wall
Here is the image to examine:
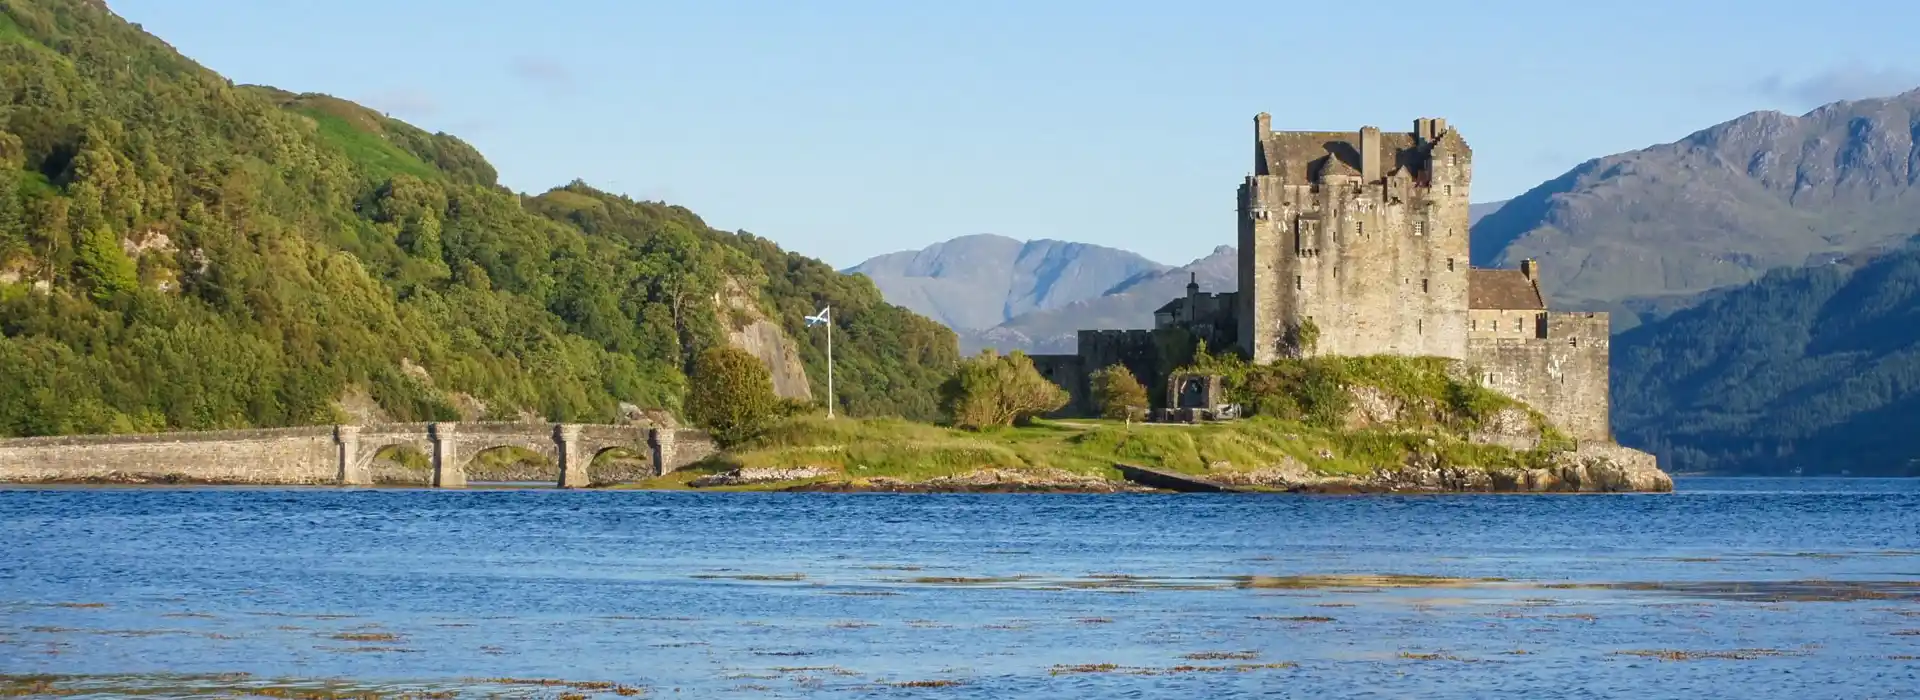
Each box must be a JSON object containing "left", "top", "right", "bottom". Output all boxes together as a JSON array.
[
  {"left": 1076, "top": 330, "right": 1166, "bottom": 414},
  {"left": 1240, "top": 119, "right": 1472, "bottom": 362},
  {"left": 1469, "top": 309, "right": 1545, "bottom": 339},
  {"left": 1031, "top": 353, "right": 1087, "bottom": 417},
  {"left": 1467, "top": 312, "right": 1612, "bottom": 443}
]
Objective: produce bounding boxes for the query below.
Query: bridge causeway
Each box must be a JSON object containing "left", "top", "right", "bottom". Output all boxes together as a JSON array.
[{"left": 0, "top": 422, "right": 715, "bottom": 488}]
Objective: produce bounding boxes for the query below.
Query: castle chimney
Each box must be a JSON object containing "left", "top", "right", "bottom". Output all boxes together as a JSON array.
[
  {"left": 1521, "top": 258, "right": 1538, "bottom": 284},
  {"left": 1185, "top": 272, "right": 1199, "bottom": 321},
  {"left": 1254, "top": 113, "right": 1273, "bottom": 175},
  {"left": 1359, "top": 126, "right": 1381, "bottom": 182},
  {"left": 1433, "top": 118, "right": 1448, "bottom": 137},
  {"left": 1415, "top": 118, "right": 1432, "bottom": 144}
]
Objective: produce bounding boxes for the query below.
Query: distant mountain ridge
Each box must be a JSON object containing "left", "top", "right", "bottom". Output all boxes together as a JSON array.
[
  {"left": 962, "top": 245, "right": 1238, "bottom": 354},
  {"left": 1474, "top": 88, "right": 1920, "bottom": 312},
  {"left": 844, "top": 234, "right": 1167, "bottom": 332}
]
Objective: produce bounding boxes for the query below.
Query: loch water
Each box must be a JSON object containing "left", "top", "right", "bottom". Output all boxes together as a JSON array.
[{"left": 1, "top": 478, "right": 1917, "bottom": 699}]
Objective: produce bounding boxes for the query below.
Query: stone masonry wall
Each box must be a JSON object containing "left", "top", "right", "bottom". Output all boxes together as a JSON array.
[
  {"left": 651, "top": 428, "right": 717, "bottom": 475},
  {"left": 0, "top": 427, "right": 340, "bottom": 484},
  {"left": 1240, "top": 117, "right": 1471, "bottom": 362},
  {"left": 1030, "top": 353, "right": 1086, "bottom": 418},
  {"left": 1467, "top": 312, "right": 1612, "bottom": 443},
  {"left": 1075, "top": 330, "right": 1168, "bottom": 414}
]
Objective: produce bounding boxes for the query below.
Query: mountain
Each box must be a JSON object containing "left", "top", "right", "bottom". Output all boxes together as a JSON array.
[
  {"left": 1467, "top": 200, "right": 1507, "bottom": 226},
  {"left": 963, "top": 246, "right": 1237, "bottom": 354},
  {"left": 1474, "top": 88, "right": 1920, "bottom": 311},
  {"left": 844, "top": 234, "right": 1167, "bottom": 332},
  {"left": 1612, "top": 240, "right": 1920, "bottom": 476},
  {"left": 0, "top": 0, "right": 956, "bottom": 436}
]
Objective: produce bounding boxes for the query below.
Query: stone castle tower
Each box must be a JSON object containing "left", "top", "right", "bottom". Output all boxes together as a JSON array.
[
  {"left": 1031, "top": 113, "right": 1615, "bottom": 444},
  {"left": 1238, "top": 114, "right": 1474, "bottom": 362}
]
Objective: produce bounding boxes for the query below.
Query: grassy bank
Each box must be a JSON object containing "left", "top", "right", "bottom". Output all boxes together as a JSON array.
[{"left": 620, "top": 415, "right": 1562, "bottom": 492}]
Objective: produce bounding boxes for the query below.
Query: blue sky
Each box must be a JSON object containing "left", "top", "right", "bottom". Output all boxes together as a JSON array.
[{"left": 114, "top": 0, "right": 1920, "bottom": 269}]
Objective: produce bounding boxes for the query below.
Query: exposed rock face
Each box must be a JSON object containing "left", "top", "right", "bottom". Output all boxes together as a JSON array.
[
  {"left": 1211, "top": 444, "right": 1672, "bottom": 493},
  {"left": 797, "top": 468, "right": 1147, "bottom": 493},
  {"left": 690, "top": 466, "right": 835, "bottom": 487},
  {"left": 717, "top": 278, "right": 812, "bottom": 401},
  {"left": 1468, "top": 407, "right": 1543, "bottom": 450},
  {"left": 1344, "top": 386, "right": 1404, "bottom": 429}
]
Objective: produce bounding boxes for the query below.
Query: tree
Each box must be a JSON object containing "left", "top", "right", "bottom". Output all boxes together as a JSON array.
[
  {"left": 686, "top": 345, "right": 779, "bottom": 446},
  {"left": 939, "top": 349, "right": 1068, "bottom": 430},
  {"left": 1089, "top": 363, "right": 1149, "bottom": 421}
]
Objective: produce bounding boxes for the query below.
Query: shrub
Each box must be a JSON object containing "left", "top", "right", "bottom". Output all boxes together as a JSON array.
[
  {"left": 939, "top": 349, "right": 1068, "bottom": 430},
  {"left": 1089, "top": 363, "right": 1149, "bottom": 420},
  {"left": 686, "top": 345, "right": 779, "bottom": 446}
]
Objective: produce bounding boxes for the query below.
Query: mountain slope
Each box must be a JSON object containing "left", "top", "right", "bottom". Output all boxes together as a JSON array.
[
  {"left": 845, "top": 234, "right": 1167, "bottom": 331},
  {"left": 1613, "top": 240, "right": 1920, "bottom": 476},
  {"left": 965, "top": 245, "right": 1237, "bottom": 354},
  {"left": 1467, "top": 200, "right": 1507, "bottom": 226},
  {"left": 1474, "top": 88, "right": 1920, "bottom": 309},
  {"left": 0, "top": 0, "right": 955, "bottom": 436}
]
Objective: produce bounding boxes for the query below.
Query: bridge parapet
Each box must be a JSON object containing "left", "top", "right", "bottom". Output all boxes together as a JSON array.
[{"left": 1, "top": 422, "right": 711, "bottom": 488}]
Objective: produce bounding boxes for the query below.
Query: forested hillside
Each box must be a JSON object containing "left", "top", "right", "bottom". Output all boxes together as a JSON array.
[
  {"left": 0, "top": 0, "right": 955, "bottom": 436},
  {"left": 1613, "top": 240, "right": 1920, "bottom": 476}
]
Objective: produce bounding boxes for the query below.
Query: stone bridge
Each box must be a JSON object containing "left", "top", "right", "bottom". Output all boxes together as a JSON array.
[{"left": 0, "top": 423, "right": 716, "bottom": 488}]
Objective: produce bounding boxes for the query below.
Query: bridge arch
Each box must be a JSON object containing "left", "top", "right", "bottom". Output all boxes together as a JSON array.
[{"left": 331, "top": 422, "right": 683, "bottom": 489}]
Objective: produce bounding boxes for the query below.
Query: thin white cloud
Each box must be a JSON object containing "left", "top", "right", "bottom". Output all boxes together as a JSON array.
[
  {"left": 1751, "top": 64, "right": 1920, "bottom": 108},
  {"left": 511, "top": 56, "right": 575, "bottom": 94}
]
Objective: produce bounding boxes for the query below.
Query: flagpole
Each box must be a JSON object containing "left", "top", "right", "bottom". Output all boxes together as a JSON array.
[{"left": 826, "top": 307, "right": 834, "bottom": 419}]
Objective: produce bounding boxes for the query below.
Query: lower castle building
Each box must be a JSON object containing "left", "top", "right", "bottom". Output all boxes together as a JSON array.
[{"left": 1033, "top": 114, "right": 1613, "bottom": 443}]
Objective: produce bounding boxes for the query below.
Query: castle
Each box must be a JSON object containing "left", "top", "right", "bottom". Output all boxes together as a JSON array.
[{"left": 1032, "top": 114, "right": 1613, "bottom": 443}]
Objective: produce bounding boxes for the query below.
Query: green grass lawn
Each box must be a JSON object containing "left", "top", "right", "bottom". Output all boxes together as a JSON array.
[{"left": 619, "top": 414, "right": 1557, "bottom": 491}]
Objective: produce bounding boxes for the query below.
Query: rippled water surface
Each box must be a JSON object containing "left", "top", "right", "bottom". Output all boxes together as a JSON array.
[{"left": 2, "top": 478, "right": 1918, "bottom": 698}]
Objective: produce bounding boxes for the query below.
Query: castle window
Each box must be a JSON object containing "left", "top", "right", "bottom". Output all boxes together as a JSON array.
[
  {"left": 1445, "top": 185, "right": 1453, "bottom": 196},
  {"left": 1295, "top": 275, "right": 1302, "bottom": 291},
  {"left": 1471, "top": 319, "right": 1478, "bottom": 331},
  {"left": 1413, "top": 219, "right": 1426, "bottom": 236},
  {"left": 1569, "top": 337, "right": 1580, "bottom": 348},
  {"left": 1514, "top": 318, "right": 1523, "bottom": 332},
  {"left": 1448, "top": 258, "right": 1455, "bottom": 271},
  {"left": 1356, "top": 221, "right": 1365, "bottom": 237},
  {"left": 1450, "top": 154, "right": 1460, "bottom": 168},
  {"left": 1417, "top": 319, "right": 1423, "bottom": 334},
  {"left": 1422, "top": 278, "right": 1429, "bottom": 293}
]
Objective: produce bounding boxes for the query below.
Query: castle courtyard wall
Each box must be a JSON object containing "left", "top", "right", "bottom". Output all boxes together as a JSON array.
[{"left": 1467, "top": 312, "right": 1612, "bottom": 443}]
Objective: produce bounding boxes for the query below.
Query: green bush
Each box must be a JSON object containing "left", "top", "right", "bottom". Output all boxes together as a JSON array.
[
  {"left": 939, "top": 349, "right": 1068, "bottom": 430},
  {"left": 686, "top": 346, "right": 779, "bottom": 446},
  {"left": 1089, "top": 363, "right": 1149, "bottom": 420}
]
